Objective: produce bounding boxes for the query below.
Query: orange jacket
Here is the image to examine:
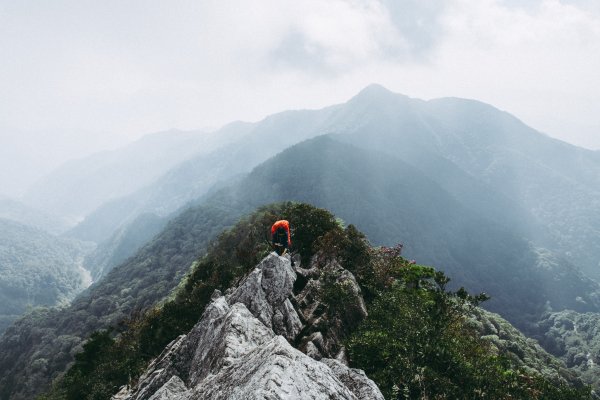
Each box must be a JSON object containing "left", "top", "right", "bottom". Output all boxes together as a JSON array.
[{"left": 271, "top": 220, "right": 291, "bottom": 246}]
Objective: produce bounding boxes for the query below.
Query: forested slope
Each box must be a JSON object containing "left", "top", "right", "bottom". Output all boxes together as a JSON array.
[
  {"left": 0, "top": 219, "right": 92, "bottom": 334},
  {"left": 0, "top": 205, "right": 239, "bottom": 400}
]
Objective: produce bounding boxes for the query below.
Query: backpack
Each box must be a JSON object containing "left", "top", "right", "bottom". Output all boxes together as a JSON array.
[{"left": 275, "top": 227, "right": 288, "bottom": 246}]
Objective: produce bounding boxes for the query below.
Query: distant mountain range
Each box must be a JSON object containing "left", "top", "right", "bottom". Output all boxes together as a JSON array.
[
  {"left": 337, "top": 85, "right": 600, "bottom": 280},
  {"left": 62, "top": 108, "right": 341, "bottom": 244},
  {"left": 2, "top": 84, "right": 600, "bottom": 398},
  {"left": 22, "top": 126, "right": 251, "bottom": 225},
  {"left": 0, "top": 195, "right": 69, "bottom": 234},
  {"left": 209, "top": 135, "right": 600, "bottom": 329},
  {"left": 62, "top": 85, "right": 600, "bottom": 285}
]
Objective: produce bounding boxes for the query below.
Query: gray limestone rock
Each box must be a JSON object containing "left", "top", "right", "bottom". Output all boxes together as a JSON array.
[
  {"left": 147, "top": 376, "right": 188, "bottom": 400},
  {"left": 187, "top": 301, "right": 274, "bottom": 386},
  {"left": 228, "top": 252, "right": 302, "bottom": 341},
  {"left": 118, "top": 253, "right": 383, "bottom": 400},
  {"left": 322, "top": 358, "right": 385, "bottom": 400},
  {"left": 127, "top": 334, "right": 188, "bottom": 400},
  {"left": 192, "top": 336, "right": 359, "bottom": 400}
]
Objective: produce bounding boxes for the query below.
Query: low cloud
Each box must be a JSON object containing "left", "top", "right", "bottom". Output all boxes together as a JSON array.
[{"left": 0, "top": 0, "right": 599, "bottom": 160}]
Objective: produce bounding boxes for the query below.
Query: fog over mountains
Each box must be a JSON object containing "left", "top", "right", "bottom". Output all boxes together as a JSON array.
[
  {"left": 22, "top": 128, "right": 239, "bottom": 224},
  {"left": 34, "top": 84, "right": 600, "bottom": 280},
  {"left": 1, "top": 85, "right": 600, "bottom": 398}
]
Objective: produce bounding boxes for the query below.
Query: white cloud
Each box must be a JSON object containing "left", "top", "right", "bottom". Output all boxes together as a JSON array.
[
  {"left": 1, "top": 0, "right": 599, "bottom": 189},
  {"left": 425, "top": 0, "right": 600, "bottom": 148},
  {"left": 268, "top": 0, "right": 409, "bottom": 72}
]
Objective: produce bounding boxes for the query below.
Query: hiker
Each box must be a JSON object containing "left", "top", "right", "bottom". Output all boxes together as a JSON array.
[{"left": 271, "top": 219, "right": 292, "bottom": 256}]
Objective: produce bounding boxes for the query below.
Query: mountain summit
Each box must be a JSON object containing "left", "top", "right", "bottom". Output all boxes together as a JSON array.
[{"left": 351, "top": 83, "right": 399, "bottom": 102}]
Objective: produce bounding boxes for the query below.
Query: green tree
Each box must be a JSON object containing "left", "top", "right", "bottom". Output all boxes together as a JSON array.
[{"left": 347, "top": 252, "right": 590, "bottom": 399}]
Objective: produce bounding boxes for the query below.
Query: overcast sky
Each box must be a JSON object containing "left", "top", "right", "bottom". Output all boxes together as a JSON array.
[{"left": 1, "top": 0, "right": 599, "bottom": 195}]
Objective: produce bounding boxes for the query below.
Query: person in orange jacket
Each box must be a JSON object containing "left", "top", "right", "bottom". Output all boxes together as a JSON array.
[{"left": 271, "top": 219, "right": 292, "bottom": 256}]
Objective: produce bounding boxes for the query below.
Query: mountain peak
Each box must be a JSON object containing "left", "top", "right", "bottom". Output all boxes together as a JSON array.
[
  {"left": 353, "top": 83, "right": 396, "bottom": 99},
  {"left": 359, "top": 83, "right": 393, "bottom": 95},
  {"left": 347, "top": 84, "right": 411, "bottom": 108}
]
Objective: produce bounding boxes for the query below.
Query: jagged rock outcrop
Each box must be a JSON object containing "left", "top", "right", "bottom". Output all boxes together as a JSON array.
[
  {"left": 228, "top": 254, "right": 302, "bottom": 342},
  {"left": 116, "top": 252, "right": 383, "bottom": 400}
]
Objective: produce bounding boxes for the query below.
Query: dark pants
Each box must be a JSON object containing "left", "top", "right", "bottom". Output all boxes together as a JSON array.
[
  {"left": 273, "top": 235, "right": 288, "bottom": 248},
  {"left": 273, "top": 227, "right": 288, "bottom": 248}
]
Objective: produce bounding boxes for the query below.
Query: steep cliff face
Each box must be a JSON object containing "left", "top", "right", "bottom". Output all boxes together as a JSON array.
[{"left": 115, "top": 253, "right": 382, "bottom": 400}]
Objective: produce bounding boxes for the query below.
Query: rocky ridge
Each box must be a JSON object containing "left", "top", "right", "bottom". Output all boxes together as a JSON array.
[{"left": 114, "top": 252, "right": 383, "bottom": 399}]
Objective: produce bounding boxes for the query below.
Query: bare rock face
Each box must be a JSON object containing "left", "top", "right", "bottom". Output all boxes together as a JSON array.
[
  {"left": 227, "top": 253, "right": 302, "bottom": 341},
  {"left": 147, "top": 376, "right": 187, "bottom": 400},
  {"left": 191, "top": 336, "right": 359, "bottom": 400},
  {"left": 116, "top": 252, "right": 382, "bottom": 400},
  {"left": 321, "top": 358, "right": 385, "bottom": 400}
]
